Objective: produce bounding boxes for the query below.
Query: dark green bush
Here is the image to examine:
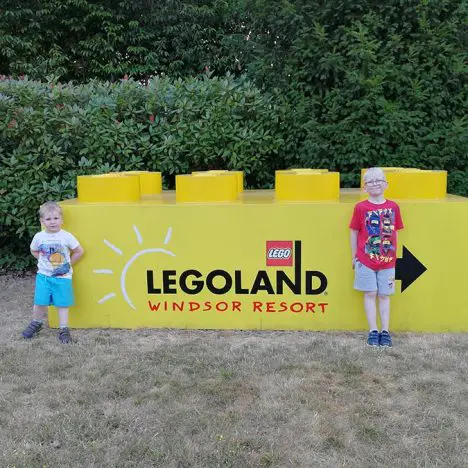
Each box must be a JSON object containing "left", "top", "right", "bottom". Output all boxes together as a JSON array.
[{"left": 243, "top": 1, "right": 468, "bottom": 193}]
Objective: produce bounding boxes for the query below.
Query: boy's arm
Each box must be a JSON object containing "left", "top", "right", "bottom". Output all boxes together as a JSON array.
[
  {"left": 30, "top": 233, "right": 40, "bottom": 259},
  {"left": 350, "top": 229, "right": 358, "bottom": 269},
  {"left": 70, "top": 245, "right": 84, "bottom": 265}
]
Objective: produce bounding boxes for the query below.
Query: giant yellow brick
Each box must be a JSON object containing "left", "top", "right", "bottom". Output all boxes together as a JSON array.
[
  {"left": 176, "top": 173, "right": 238, "bottom": 202},
  {"left": 276, "top": 170, "right": 340, "bottom": 201},
  {"left": 192, "top": 170, "right": 244, "bottom": 192},
  {"left": 77, "top": 174, "right": 141, "bottom": 202}
]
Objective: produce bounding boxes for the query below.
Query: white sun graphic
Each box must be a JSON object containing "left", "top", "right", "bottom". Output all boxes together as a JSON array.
[{"left": 93, "top": 225, "right": 176, "bottom": 310}]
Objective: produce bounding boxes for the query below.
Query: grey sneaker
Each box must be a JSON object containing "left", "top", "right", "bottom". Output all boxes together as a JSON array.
[
  {"left": 379, "top": 330, "right": 393, "bottom": 347},
  {"left": 58, "top": 327, "right": 71, "bottom": 344},
  {"left": 367, "top": 330, "right": 380, "bottom": 347},
  {"left": 22, "top": 320, "right": 43, "bottom": 339}
]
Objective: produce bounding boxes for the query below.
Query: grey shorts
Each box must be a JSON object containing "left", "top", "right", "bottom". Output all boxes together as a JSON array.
[{"left": 354, "top": 261, "right": 396, "bottom": 295}]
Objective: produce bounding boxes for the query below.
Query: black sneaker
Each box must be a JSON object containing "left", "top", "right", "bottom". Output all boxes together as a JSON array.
[
  {"left": 58, "top": 327, "right": 72, "bottom": 344},
  {"left": 22, "top": 320, "right": 43, "bottom": 339},
  {"left": 367, "top": 330, "right": 380, "bottom": 347},
  {"left": 379, "top": 330, "right": 393, "bottom": 347}
]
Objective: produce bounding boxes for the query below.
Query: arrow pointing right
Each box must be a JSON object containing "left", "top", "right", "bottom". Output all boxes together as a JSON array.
[{"left": 395, "top": 246, "right": 427, "bottom": 292}]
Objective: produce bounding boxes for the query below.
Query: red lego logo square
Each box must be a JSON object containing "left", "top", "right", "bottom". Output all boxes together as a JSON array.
[{"left": 266, "top": 241, "right": 293, "bottom": 266}]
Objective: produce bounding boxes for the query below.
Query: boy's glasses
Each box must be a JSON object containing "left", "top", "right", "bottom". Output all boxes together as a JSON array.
[{"left": 365, "top": 179, "right": 386, "bottom": 186}]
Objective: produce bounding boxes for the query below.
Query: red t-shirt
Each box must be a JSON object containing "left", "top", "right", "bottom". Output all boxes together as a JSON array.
[{"left": 349, "top": 199, "right": 404, "bottom": 271}]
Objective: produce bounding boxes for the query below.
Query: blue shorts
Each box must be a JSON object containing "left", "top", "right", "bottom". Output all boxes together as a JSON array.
[
  {"left": 354, "top": 261, "right": 396, "bottom": 295},
  {"left": 34, "top": 273, "right": 75, "bottom": 307}
]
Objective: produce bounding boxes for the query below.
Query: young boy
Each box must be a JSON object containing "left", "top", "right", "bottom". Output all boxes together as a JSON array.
[
  {"left": 22, "top": 201, "right": 84, "bottom": 343},
  {"left": 349, "top": 168, "right": 403, "bottom": 347}
]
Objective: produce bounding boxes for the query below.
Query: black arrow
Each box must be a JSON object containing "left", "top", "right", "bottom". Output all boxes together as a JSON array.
[{"left": 395, "top": 246, "right": 427, "bottom": 292}]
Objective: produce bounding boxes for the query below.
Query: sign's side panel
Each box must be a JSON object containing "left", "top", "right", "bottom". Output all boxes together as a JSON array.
[{"left": 392, "top": 202, "right": 468, "bottom": 331}]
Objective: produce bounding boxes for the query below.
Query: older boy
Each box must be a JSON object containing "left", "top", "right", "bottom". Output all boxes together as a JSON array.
[
  {"left": 22, "top": 201, "right": 84, "bottom": 343},
  {"left": 349, "top": 168, "right": 403, "bottom": 347}
]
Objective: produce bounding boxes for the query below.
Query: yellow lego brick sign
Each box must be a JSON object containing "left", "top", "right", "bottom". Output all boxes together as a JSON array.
[{"left": 50, "top": 169, "right": 468, "bottom": 332}]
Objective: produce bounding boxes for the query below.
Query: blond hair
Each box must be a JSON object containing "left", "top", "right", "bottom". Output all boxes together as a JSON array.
[
  {"left": 363, "top": 167, "right": 386, "bottom": 183},
  {"left": 38, "top": 201, "right": 62, "bottom": 219}
]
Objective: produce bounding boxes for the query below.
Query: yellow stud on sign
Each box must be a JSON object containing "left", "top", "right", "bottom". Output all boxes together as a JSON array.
[
  {"left": 176, "top": 172, "right": 238, "bottom": 202},
  {"left": 386, "top": 171, "right": 447, "bottom": 199},
  {"left": 360, "top": 168, "right": 447, "bottom": 199},
  {"left": 121, "top": 171, "right": 163, "bottom": 196},
  {"left": 77, "top": 174, "right": 141, "bottom": 202},
  {"left": 192, "top": 170, "right": 244, "bottom": 192},
  {"left": 275, "top": 169, "right": 340, "bottom": 201}
]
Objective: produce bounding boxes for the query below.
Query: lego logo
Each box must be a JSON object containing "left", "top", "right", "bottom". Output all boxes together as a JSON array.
[
  {"left": 267, "top": 248, "right": 292, "bottom": 259},
  {"left": 266, "top": 240, "right": 294, "bottom": 266}
]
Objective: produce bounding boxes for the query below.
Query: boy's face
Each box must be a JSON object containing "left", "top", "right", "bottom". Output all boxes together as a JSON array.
[
  {"left": 364, "top": 177, "right": 387, "bottom": 197},
  {"left": 41, "top": 210, "right": 63, "bottom": 233}
]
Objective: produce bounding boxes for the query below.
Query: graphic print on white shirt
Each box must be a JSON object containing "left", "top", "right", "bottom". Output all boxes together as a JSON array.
[{"left": 30, "top": 230, "right": 80, "bottom": 278}]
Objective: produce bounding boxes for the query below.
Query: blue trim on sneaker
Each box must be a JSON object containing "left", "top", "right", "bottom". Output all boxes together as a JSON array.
[
  {"left": 367, "top": 330, "right": 380, "bottom": 347},
  {"left": 379, "top": 330, "right": 393, "bottom": 347},
  {"left": 58, "top": 327, "right": 71, "bottom": 344},
  {"left": 22, "top": 320, "right": 43, "bottom": 339}
]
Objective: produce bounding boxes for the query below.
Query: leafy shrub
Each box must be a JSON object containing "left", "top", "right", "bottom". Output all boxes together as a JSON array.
[{"left": 242, "top": 2, "right": 468, "bottom": 192}]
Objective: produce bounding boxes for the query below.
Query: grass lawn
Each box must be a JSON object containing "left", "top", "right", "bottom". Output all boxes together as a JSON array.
[{"left": 1, "top": 274, "right": 467, "bottom": 467}]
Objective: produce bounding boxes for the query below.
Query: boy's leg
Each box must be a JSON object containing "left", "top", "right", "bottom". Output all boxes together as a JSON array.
[
  {"left": 354, "top": 261, "right": 379, "bottom": 346},
  {"left": 22, "top": 305, "right": 47, "bottom": 339},
  {"left": 51, "top": 278, "right": 74, "bottom": 343},
  {"left": 378, "top": 295, "right": 390, "bottom": 331},
  {"left": 364, "top": 292, "right": 380, "bottom": 346},
  {"left": 355, "top": 261, "right": 378, "bottom": 329},
  {"left": 33, "top": 305, "right": 48, "bottom": 321},
  {"left": 58, "top": 307, "right": 69, "bottom": 328},
  {"left": 377, "top": 295, "right": 392, "bottom": 346},
  {"left": 364, "top": 292, "right": 380, "bottom": 345},
  {"left": 364, "top": 292, "right": 378, "bottom": 330},
  {"left": 376, "top": 268, "right": 395, "bottom": 347},
  {"left": 57, "top": 308, "right": 71, "bottom": 343},
  {"left": 23, "top": 274, "right": 50, "bottom": 339}
]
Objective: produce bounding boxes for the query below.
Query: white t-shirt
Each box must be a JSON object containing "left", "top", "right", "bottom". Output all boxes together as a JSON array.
[{"left": 30, "top": 230, "right": 80, "bottom": 279}]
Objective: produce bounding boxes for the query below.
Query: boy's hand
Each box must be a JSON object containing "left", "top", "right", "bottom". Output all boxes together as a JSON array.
[{"left": 71, "top": 245, "right": 84, "bottom": 265}]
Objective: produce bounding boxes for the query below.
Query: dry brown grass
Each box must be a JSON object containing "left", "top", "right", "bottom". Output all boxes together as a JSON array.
[{"left": 0, "top": 274, "right": 467, "bottom": 467}]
